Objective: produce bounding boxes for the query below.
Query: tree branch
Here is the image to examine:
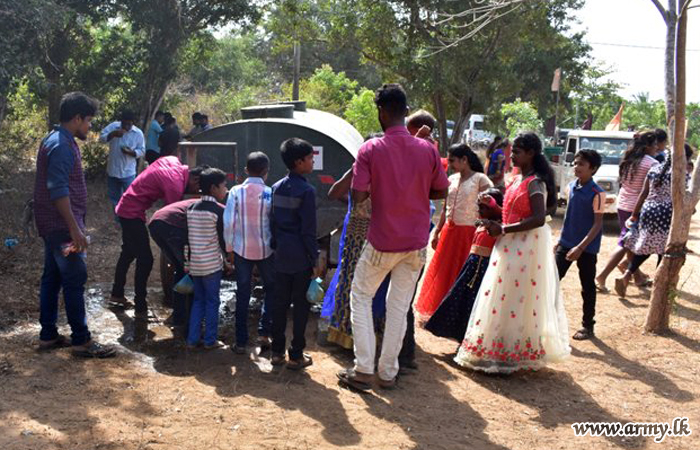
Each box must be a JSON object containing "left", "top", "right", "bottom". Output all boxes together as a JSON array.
[{"left": 650, "top": 0, "right": 670, "bottom": 23}]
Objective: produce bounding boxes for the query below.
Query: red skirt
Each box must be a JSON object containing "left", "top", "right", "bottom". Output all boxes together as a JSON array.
[{"left": 415, "top": 222, "right": 476, "bottom": 320}]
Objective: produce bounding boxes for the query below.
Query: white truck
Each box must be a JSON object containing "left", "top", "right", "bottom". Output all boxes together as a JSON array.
[
  {"left": 464, "top": 114, "right": 495, "bottom": 147},
  {"left": 551, "top": 130, "right": 635, "bottom": 214}
]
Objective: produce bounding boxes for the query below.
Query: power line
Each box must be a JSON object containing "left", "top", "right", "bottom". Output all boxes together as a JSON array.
[{"left": 589, "top": 41, "right": 700, "bottom": 52}]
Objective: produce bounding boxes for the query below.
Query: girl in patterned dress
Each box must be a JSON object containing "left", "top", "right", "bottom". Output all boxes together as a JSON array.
[
  {"left": 615, "top": 144, "right": 695, "bottom": 297},
  {"left": 424, "top": 188, "right": 503, "bottom": 342},
  {"left": 454, "top": 133, "right": 570, "bottom": 374},
  {"left": 415, "top": 144, "right": 492, "bottom": 320}
]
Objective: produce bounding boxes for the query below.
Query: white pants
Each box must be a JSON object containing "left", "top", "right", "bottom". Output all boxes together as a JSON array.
[{"left": 350, "top": 242, "right": 426, "bottom": 380}]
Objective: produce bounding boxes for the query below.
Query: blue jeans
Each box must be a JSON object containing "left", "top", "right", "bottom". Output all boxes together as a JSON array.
[
  {"left": 107, "top": 175, "right": 136, "bottom": 208},
  {"left": 234, "top": 254, "right": 275, "bottom": 346},
  {"left": 39, "top": 231, "right": 91, "bottom": 345},
  {"left": 187, "top": 271, "right": 222, "bottom": 346}
]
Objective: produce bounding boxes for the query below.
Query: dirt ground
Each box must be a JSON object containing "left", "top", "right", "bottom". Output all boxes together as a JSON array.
[{"left": 1, "top": 174, "right": 699, "bottom": 450}]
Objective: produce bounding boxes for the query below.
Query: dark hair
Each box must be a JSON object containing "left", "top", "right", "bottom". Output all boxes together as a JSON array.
[
  {"left": 159, "top": 127, "right": 181, "bottom": 155},
  {"left": 374, "top": 83, "right": 408, "bottom": 117},
  {"left": 199, "top": 168, "right": 227, "bottom": 196},
  {"left": 192, "top": 112, "right": 203, "bottom": 120},
  {"left": 513, "top": 132, "right": 556, "bottom": 210},
  {"left": 120, "top": 109, "right": 136, "bottom": 122},
  {"left": 163, "top": 113, "right": 176, "bottom": 127},
  {"left": 655, "top": 143, "right": 696, "bottom": 188},
  {"left": 280, "top": 137, "right": 314, "bottom": 170},
  {"left": 246, "top": 151, "right": 270, "bottom": 175},
  {"left": 486, "top": 136, "right": 504, "bottom": 157},
  {"left": 59, "top": 92, "right": 98, "bottom": 123},
  {"left": 482, "top": 187, "right": 504, "bottom": 207},
  {"left": 189, "top": 164, "right": 210, "bottom": 178},
  {"left": 448, "top": 143, "right": 484, "bottom": 173},
  {"left": 620, "top": 131, "right": 656, "bottom": 182},
  {"left": 575, "top": 149, "right": 602, "bottom": 172},
  {"left": 201, "top": 114, "right": 208, "bottom": 121},
  {"left": 407, "top": 109, "right": 436, "bottom": 131},
  {"left": 155, "top": 110, "right": 164, "bottom": 118},
  {"left": 654, "top": 128, "right": 668, "bottom": 144}
]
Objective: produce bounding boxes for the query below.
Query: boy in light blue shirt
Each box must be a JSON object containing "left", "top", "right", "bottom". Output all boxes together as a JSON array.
[{"left": 145, "top": 110, "right": 164, "bottom": 164}]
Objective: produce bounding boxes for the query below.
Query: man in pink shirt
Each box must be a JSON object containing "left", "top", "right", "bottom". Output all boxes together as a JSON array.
[
  {"left": 111, "top": 154, "right": 205, "bottom": 318},
  {"left": 337, "top": 84, "right": 449, "bottom": 391}
]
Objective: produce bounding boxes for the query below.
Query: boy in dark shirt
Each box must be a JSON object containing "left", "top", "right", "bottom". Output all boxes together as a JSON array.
[
  {"left": 270, "top": 138, "right": 319, "bottom": 370},
  {"left": 556, "top": 150, "right": 605, "bottom": 341}
]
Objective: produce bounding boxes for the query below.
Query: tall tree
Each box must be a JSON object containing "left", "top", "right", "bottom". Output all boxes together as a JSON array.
[
  {"left": 645, "top": 0, "right": 700, "bottom": 333},
  {"left": 116, "top": 0, "right": 257, "bottom": 130}
]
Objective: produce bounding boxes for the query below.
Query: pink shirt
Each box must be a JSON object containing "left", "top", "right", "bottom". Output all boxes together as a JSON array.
[
  {"left": 352, "top": 125, "right": 449, "bottom": 252},
  {"left": 618, "top": 155, "right": 658, "bottom": 212},
  {"left": 116, "top": 156, "right": 189, "bottom": 221}
]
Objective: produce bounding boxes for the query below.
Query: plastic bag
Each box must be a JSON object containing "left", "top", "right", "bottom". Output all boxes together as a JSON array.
[
  {"left": 306, "top": 277, "right": 325, "bottom": 304},
  {"left": 173, "top": 274, "right": 194, "bottom": 295}
]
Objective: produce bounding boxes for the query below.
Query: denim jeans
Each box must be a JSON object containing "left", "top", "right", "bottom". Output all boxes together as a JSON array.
[
  {"left": 234, "top": 254, "right": 275, "bottom": 346},
  {"left": 187, "top": 271, "right": 223, "bottom": 346},
  {"left": 107, "top": 175, "right": 136, "bottom": 209},
  {"left": 149, "top": 220, "right": 188, "bottom": 326},
  {"left": 112, "top": 217, "right": 153, "bottom": 313},
  {"left": 39, "top": 231, "right": 91, "bottom": 346},
  {"left": 271, "top": 269, "right": 312, "bottom": 360}
]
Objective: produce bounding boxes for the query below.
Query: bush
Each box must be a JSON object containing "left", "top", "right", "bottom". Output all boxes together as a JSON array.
[
  {"left": 81, "top": 138, "right": 109, "bottom": 181},
  {"left": 345, "top": 89, "right": 380, "bottom": 138}
]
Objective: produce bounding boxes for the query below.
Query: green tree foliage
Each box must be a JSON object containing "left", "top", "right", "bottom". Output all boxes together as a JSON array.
[
  {"left": 286, "top": 65, "right": 359, "bottom": 116},
  {"left": 500, "top": 99, "right": 542, "bottom": 138},
  {"left": 345, "top": 89, "right": 381, "bottom": 137}
]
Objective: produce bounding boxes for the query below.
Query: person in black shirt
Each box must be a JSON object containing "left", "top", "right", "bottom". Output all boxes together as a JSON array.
[{"left": 269, "top": 138, "right": 319, "bottom": 370}]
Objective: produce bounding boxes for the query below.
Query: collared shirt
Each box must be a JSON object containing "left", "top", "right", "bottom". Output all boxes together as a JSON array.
[
  {"left": 271, "top": 172, "right": 318, "bottom": 274},
  {"left": 146, "top": 119, "right": 162, "bottom": 152},
  {"left": 115, "top": 156, "right": 189, "bottom": 222},
  {"left": 352, "top": 125, "right": 450, "bottom": 252},
  {"left": 33, "top": 126, "right": 87, "bottom": 237},
  {"left": 187, "top": 196, "right": 226, "bottom": 276},
  {"left": 223, "top": 177, "right": 273, "bottom": 260},
  {"left": 100, "top": 121, "right": 145, "bottom": 178},
  {"left": 560, "top": 179, "right": 606, "bottom": 254}
]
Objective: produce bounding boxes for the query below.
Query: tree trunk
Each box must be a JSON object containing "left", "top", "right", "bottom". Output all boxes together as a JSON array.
[
  {"left": 645, "top": 2, "right": 688, "bottom": 333},
  {"left": 0, "top": 92, "right": 8, "bottom": 131},
  {"left": 433, "top": 92, "right": 448, "bottom": 156},
  {"left": 40, "top": 28, "right": 71, "bottom": 130},
  {"left": 663, "top": 1, "right": 677, "bottom": 120},
  {"left": 450, "top": 97, "right": 473, "bottom": 147}
]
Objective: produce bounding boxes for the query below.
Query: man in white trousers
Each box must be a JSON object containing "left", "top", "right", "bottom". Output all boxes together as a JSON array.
[{"left": 337, "top": 84, "right": 449, "bottom": 391}]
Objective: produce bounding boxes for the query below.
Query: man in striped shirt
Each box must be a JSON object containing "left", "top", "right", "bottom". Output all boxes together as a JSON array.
[
  {"left": 223, "top": 152, "right": 275, "bottom": 353},
  {"left": 186, "top": 168, "right": 228, "bottom": 349}
]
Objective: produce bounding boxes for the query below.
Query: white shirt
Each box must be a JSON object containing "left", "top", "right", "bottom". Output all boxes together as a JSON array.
[
  {"left": 100, "top": 121, "right": 145, "bottom": 178},
  {"left": 445, "top": 172, "right": 492, "bottom": 226}
]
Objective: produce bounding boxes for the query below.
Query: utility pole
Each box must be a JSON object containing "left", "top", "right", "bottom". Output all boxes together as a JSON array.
[{"left": 292, "top": 42, "right": 301, "bottom": 101}]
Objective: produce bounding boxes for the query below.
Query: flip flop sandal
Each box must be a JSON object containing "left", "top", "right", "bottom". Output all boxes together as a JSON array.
[
  {"left": 337, "top": 369, "right": 372, "bottom": 392},
  {"left": 595, "top": 282, "right": 609, "bottom": 293},
  {"left": 72, "top": 342, "right": 117, "bottom": 359},
  {"left": 286, "top": 354, "right": 313, "bottom": 371},
  {"left": 635, "top": 278, "right": 653, "bottom": 288},
  {"left": 271, "top": 353, "right": 286, "bottom": 366},
  {"left": 37, "top": 335, "right": 71, "bottom": 352},
  {"left": 572, "top": 328, "right": 594, "bottom": 341}
]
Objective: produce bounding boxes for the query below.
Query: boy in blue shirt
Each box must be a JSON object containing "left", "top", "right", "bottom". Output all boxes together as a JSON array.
[
  {"left": 270, "top": 138, "right": 319, "bottom": 370},
  {"left": 556, "top": 149, "right": 606, "bottom": 341}
]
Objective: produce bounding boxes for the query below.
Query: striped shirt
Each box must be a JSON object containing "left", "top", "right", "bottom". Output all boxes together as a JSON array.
[
  {"left": 618, "top": 155, "right": 658, "bottom": 212},
  {"left": 223, "top": 177, "right": 273, "bottom": 260},
  {"left": 187, "top": 196, "right": 225, "bottom": 276}
]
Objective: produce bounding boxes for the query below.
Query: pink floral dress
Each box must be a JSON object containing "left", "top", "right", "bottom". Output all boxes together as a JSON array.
[{"left": 454, "top": 175, "right": 570, "bottom": 373}]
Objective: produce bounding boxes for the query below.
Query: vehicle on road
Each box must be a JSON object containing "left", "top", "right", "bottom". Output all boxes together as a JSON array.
[{"left": 551, "top": 130, "right": 635, "bottom": 214}]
